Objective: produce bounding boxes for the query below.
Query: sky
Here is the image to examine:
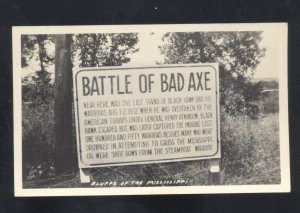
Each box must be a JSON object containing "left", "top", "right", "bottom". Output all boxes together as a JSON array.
[
  {"left": 128, "top": 32, "right": 164, "bottom": 66},
  {"left": 254, "top": 30, "right": 279, "bottom": 78},
  {"left": 22, "top": 30, "right": 279, "bottom": 79}
]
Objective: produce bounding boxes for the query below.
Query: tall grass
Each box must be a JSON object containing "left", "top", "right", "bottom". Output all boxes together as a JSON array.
[
  {"left": 83, "top": 111, "right": 280, "bottom": 186},
  {"left": 22, "top": 103, "right": 56, "bottom": 179},
  {"left": 22, "top": 101, "right": 280, "bottom": 187},
  {"left": 220, "top": 112, "right": 280, "bottom": 184}
]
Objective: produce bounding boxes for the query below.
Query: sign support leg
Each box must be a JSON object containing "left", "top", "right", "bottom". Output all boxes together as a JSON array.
[
  {"left": 80, "top": 168, "right": 91, "bottom": 183},
  {"left": 208, "top": 158, "right": 220, "bottom": 185}
]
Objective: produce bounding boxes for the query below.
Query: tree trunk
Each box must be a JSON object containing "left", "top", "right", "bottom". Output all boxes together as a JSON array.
[{"left": 54, "top": 34, "right": 75, "bottom": 174}]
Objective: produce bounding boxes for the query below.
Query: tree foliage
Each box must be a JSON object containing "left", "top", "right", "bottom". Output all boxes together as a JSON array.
[
  {"left": 22, "top": 34, "right": 55, "bottom": 103},
  {"left": 159, "top": 32, "right": 266, "bottom": 115},
  {"left": 74, "top": 33, "right": 139, "bottom": 67},
  {"left": 21, "top": 35, "right": 54, "bottom": 69},
  {"left": 21, "top": 33, "right": 139, "bottom": 104}
]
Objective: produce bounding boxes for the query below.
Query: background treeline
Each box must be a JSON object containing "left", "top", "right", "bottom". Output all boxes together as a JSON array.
[
  {"left": 21, "top": 32, "right": 280, "bottom": 186},
  {"left": 258, "top": 80, "right": 279, "bottom": 114}
]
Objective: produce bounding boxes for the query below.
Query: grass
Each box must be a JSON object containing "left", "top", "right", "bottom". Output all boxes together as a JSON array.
[
  {"left": 22, "top": 102, "right": 281, "bottom": 188},
  {"left": 220, "top": 113, "right": 280, "bottom": 185},
  {"left": 22, "top": 103, "right": 56, "bottom": 180}
]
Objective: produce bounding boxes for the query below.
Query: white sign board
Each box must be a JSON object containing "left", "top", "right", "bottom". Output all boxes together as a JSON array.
[{"left": 73, "top": 64, "right": 220, "bottom": 168}]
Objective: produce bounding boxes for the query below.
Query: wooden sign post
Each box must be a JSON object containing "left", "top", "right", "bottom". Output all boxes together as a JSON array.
[
  {"left": 80, "top": 168, "right": 91, "bottom": 183},
  {"left": 73, "top": 64, "right": 221, "bottom": 183},
  {"left": 209, "top": 158, "right": 221, "bottom": 185}
]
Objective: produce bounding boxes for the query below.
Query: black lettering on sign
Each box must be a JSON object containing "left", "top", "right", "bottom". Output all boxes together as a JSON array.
[
  {"left": 82, "top": 75, "right": 132, "bottom": 96},
  {"left": 188, "top": 72, "right": 211, "bottom": 91},
  {"left": 139, "top": 74, "right": 154, "bottom": 93},
  {"left": 82, "top": 77, "right": 90, "bottom": 96},
  {"left": 160, "top": 73, "right": 184, "bottom": 92}
]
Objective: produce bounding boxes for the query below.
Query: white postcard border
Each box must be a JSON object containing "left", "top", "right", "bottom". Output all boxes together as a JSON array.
[{"left": 13, "top": 23, "right": 290, "bottom": 196}]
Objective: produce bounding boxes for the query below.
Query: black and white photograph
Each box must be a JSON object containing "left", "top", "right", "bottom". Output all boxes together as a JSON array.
[{"left": 13, "top": 23, "right": 289, "bottom": 196}]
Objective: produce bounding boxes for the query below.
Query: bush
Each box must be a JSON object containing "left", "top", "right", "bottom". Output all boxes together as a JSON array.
[
  {"left": 260, "top": 91, "right": 279, "bottom": 114},
  {"left": 22, "top": 102, "right": 56, "bottom": 180}
]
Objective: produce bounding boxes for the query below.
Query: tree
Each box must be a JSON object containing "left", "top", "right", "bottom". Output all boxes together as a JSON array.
[
  {"left": 21, "top": 35, "right": 35, "bottom": 68},
  {"left": 54, "top": 34, "right": 74, "bottom": 174},
  {"left": 159, "top": 32, "right": 266, "bottom": 115},
  {"left": 74, "top": 33, "right": 139, "bottom": 67}
]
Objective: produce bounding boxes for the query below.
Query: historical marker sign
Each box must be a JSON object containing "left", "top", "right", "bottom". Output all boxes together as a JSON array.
[{"left": 73, "top": 64, "right": 220, "bottom": 168}]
